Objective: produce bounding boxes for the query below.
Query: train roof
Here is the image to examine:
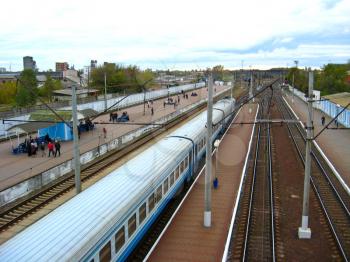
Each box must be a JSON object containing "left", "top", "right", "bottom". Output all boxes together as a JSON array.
[{"left": 0, "top": 99, "right": 235, "bottom": 261}]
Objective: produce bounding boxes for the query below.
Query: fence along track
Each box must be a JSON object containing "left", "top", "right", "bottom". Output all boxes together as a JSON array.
[{"left": 276, "top": 92, "right": 350, "bottom": 261}]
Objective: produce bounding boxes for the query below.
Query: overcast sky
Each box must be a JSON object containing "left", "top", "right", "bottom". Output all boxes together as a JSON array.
[{"left": 0, "top": 0, "right": 349, "bottom": 71}]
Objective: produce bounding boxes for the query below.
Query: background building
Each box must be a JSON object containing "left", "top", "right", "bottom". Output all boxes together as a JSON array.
[
  {"left": 55, "top": 62, "right": 69, "bottom": 72},
  {"left": 23, "top": 56, "right": 36, "bottom": 70},
  {"left": 0, "top": 67, "right": 6, "bottom": 73},
  {"left": 90, "top": 60, "right": 97, "bottom": 69}
]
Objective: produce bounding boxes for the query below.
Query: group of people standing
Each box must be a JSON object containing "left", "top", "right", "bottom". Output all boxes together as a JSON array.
[
  {"left": 44, "top": 134, "right": 61, "bottom": 157},
  {"left": 24, "top": 134, "right": 61, "bottom": 157}
]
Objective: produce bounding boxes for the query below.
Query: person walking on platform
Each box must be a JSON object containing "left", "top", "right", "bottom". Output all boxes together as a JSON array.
[
  {"left": 321, "top": 115, "right": 325, "bottom": 126},
  {"left": 26, "top": 139, "right": 32, "bottom": 157},
  {"left": 103, "top": 127, "right": 107, "bottom": 139},
  {"left": 48, "top": 141, "right": 55, "bottom": 157},
  {"left": 40, "top": 142, "right": 45, "bottom": 157},
  {"left": 151, "top": 107, "right": 154, "bottom": 115},
  {"left": 54, "top": 140, "right": 61, "bottom": 157}
]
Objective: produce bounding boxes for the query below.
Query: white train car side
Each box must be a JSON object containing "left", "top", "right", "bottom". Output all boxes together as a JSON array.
[{"left": 0, "top": 98, "right": 235, "bottom": 262}]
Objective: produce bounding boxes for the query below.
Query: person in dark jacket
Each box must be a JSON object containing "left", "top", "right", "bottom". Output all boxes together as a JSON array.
[{"left": 54, "top": 140, "right": 61, "bottom": 157}]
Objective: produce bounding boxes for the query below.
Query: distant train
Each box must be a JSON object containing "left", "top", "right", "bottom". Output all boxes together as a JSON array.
[{"left": 0, "top": 98, "right": 235, "bottom": 262}]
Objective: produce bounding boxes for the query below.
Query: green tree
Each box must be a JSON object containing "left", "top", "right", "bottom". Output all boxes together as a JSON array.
[
  {"left": 91, "top": 64, "right": 154, "bottom": 94},
  {"left": 286, "top": 67, "right": 308, "bottom": 93},
  {"left": 15, "top": 69, "right": 38, "bottom": 106},
  {"left": 0, "top": 82, "right": 17, "bottom": 104},
  {"left": 41, "top": 74, "right": 55, "bottom": 102},
  {"left": 212, "top": 65, "right": 224, "bottom": 81},
  {"left": 315, "top": 63, "right": 350, "bottom": 95}
]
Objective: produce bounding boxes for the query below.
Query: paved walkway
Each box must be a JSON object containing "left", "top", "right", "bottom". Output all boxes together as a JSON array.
[
  {"left": 0, "top": 86, "right": 228, "bottom": 191},
  {"left": 283, "top": 92, "right": 350, "bottom": 187},
  {"left": 148, "top": 104, "right": 258, "bottom": 261}
]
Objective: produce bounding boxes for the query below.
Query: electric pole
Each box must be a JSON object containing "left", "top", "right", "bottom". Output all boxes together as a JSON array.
[
  {"left": 72, "top": 84, "right": 81, "bottom": 194},
  {"left": 104, "top": 72, "right": 107, "bottom": 111},
  {"left": 231, "top": 72, "right": 235, "bottom": 99},
  {"left": 292, "top": 60, "right": 298, "bottom": 103},
  {"left": 204, "top": 73, "right": 213, "bottom": 228},
  {"left": 298, "top": 69, "right": 313, "bottom": 239}
]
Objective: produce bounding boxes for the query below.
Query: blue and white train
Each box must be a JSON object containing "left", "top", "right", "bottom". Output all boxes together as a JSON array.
[{"left": 0, "top": 98, "right": 235, "bottom": 262}]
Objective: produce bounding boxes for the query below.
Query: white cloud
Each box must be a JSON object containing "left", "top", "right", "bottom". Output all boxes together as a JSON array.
[{"left": 0, "top": 0, "right": 349, "bottom": 70}]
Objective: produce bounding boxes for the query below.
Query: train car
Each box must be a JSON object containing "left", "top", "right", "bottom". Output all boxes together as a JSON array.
[{"left": 0, "top": 98, "right": 235, "bottom": 262}]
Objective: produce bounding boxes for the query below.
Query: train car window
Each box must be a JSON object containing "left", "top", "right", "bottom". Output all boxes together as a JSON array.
[
  {"left": 99, "top": 241, "right": 111, "bottom": 262},
  {"left": 149, "top": 193, "right": 155, "bottom": 212},
  {"left": 128, "top": 214, "right": 137, "bottom": 237},
  {"left": 170, "top": 173, "right": 174, "bottom": 186},
  {"left": 185, "top": 157, "right": 189, "bottom": 168},
  {"left": 175, "top": 168, "right": 180, "bottom": 179},
  {"left": 139, "top": 203, "right": 146, "bottom": 225},
  {"left": 180, "top": 161, "right": 184, "bottom": 174},
  {"left": 115, "top": 227, "right": 125, "bottom": 253},
  {"left": 156, "top": 186, "right": 162, "bottom": 203},
  {"left": 163, "top": 178, "right": 169, "bottom": 194}
]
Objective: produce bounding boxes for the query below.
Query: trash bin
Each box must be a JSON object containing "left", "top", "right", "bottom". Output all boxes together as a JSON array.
[{"left": 213, "top": 177, "right": 218, "bottom": 189}]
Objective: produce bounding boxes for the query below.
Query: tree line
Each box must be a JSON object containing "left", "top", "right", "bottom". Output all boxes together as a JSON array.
[
  {"left": 286, "top": 62, "right": 350, "bottom": 95},
  {"left": 91, "top": 64, "right": 154, "bottom": 93},
  {"left": 0, "top": 69, "right": 62, "bottom": 107}
]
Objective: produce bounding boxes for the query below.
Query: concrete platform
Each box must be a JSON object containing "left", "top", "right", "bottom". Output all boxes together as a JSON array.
[
  {"left": 283, "top": 92, "right": 350, "bottom": 187},
  {"left": 147, "top": 104, "right": 258, "bottom": 261},
  {"left": 0, "top": 86, "right": 228, "bottom": 191}
]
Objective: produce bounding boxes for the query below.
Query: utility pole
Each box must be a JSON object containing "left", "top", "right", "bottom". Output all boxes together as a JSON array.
[
  {"left": 292, "top": 60, "right": 298, "bottom": 103},
  {"left": 231, "top": 72, "right": 235, "bottom": 99},
  {"left": 143, "top": 88, "right": 146, "bottom": 115},
  {"left": 249, "top": 67, "right": 253, "bottom": 113},
  {"left": 104, "top": 72, "right": 107, "bottom": 111},
  {"left": 241, "top": 60, "right": 244, "bottom": 88},
  {"left": 204, "top": 73, "right": 213, "bottom": 228},
  {"left": 298, "top": 69, "right": 313, "bottom": 239},
  {"left": 72, "top": 84, "right": 81, "bottom": 194},
  {"left": 292, "top": 73, "right": 295, "bottom": 103}
]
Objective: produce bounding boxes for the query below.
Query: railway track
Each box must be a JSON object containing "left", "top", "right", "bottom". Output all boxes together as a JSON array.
[
  {"left": 127, "top": 97, "right": 249, "bottom": 261},
  {"left": 229, "top": 97, "right": 276, "bottom": 261},
  {"left": 276, "top": 90, "right": 350, "bottom": 261},
  {"left": 0, "top": 91, "right": 236, "bottom": 233}
]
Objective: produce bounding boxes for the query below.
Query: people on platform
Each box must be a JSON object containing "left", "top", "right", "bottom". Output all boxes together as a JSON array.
[
  {"left": 40, "top": 142, "right": 45, "bottom": 157},
  {"left": 48, "top": 141, "right": 55, "bottom": 157},
  {"left": 321, "top": 115, "right": 325, "bottom": 126},
  {"left": 103, "top": 127, "right": 107, "bottom": 139},
  {"left": 54, "top": 140, "right": 61, "bottom": 157}
]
